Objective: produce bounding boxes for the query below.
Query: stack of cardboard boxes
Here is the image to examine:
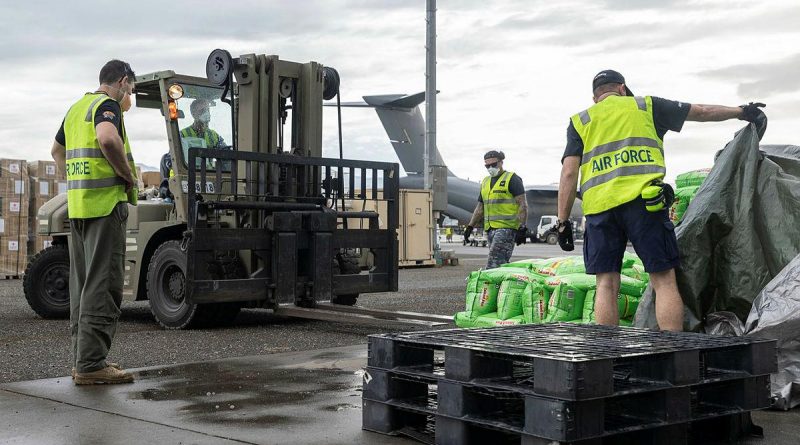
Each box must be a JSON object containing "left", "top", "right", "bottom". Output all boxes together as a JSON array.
[
  {"left": 28, "top": 160, "right": 66, "bottom": 255},
  {"left": 0, "top": 159, "right": 30, "bottom": 277}
]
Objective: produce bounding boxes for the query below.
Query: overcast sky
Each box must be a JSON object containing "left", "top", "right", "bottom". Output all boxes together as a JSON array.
[{"left": 1, "top": 0, "right": 797, "bottom": 185}]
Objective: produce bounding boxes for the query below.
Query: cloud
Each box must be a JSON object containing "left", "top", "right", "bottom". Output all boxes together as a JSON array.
[
  {"left": 696, "top": 54, "right": 800, "bottom": 97},
  {"left": 0, "top": 0, "right": 797, "bottom": 188}
]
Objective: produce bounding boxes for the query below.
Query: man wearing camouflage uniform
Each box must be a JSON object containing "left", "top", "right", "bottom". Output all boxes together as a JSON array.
[{"left": 464, "top": 150, "right": 528, "bottom": 269}]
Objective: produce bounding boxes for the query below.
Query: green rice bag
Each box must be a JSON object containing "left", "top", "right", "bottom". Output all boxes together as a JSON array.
[
  {"left": 544, "top": 273, "right": 596, "bottom": 291},
  {"left": 583, "top": 290, "right": 640, "bottom": 321},
  {"left": 465, "top": 273, "right": 500, "bottom": 315},
  {"left": 501, "top": 258, "right": 551, "bottom": 271},
  {"left": 619, "top": 319, "right": 633, "bottom": 327},
  {"left": 497, "top": 273, "right": 537, "bottom": 320},
  {"left": 537, "top": 256, "right": 586, "bottom": 276},
  {"left": 454, "top": 311, "right": 481, "bottom": 328},
  {"left": 522, "top": 282, "right": 550, "bottom": 324},
  {"left": 545, "top": 273, "right": 644, "bottom": 297},
  {"left": 545, "top": 283, "right": 587, "bottom": 322},
  {"left": 622, "top": 251, "right": 643, "bottom": 269},
  {"left": 582, "top": 289, "right": 596, "bottom": 323},
  {"left": 475, "top": 312, "right": 525, "bottom": 327},
  {"left": 618, "top": 294, "right": 640, "bottom": 319},
  {"left": 621, "top": 264, "right": 649, "bottom": 284},
  {"left": 675, "top": 169, "right": 710, "bottom": 188}
]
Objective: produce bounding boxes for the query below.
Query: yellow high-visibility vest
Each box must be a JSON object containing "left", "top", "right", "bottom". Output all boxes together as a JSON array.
[
  {"left": 64, "top": 93, "right": 137, "bottom": 218},
  {"left": 571, "top": 95, "right": 666, "bottom": 215},
  {"left": 480, "top": 171, "right": 520, "bottom": 230}
]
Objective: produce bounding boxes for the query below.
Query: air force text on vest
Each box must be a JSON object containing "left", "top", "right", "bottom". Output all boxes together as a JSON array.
[
  {"left": 591, "top": 148, "right": 655, "bottom": 173},
  {"left": 66, "top": 160, "right": 91, "bottom": 176}
]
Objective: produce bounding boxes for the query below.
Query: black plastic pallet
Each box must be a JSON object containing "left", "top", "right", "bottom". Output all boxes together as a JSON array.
[
  {"left": 363, "top": 399, "right": 759, "bottom": 445},
  {"left": 363, "top": 367, "right": 770, "bottom": 442},
  {"left": 368, "top": 323, "right": 777, "bottom": 400}
]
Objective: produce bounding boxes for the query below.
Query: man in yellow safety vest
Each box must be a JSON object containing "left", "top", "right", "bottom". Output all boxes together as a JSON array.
[
  {"left": 464, "top": 150, "right": 528, "bottom": 268},
  {"left": 51, "top": 59, "right": 138, "bottom": 384},
  {"left": 557, "top": 69, "right": 766, "bottom": 331}
]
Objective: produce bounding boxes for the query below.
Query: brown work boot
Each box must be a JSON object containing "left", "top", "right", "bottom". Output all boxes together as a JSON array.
[
  {"left": 72, "top": 362, "right": 122, "bottom": 380},
  {"left": 74, "top": 366, "right": 134, "bottom": 385}
]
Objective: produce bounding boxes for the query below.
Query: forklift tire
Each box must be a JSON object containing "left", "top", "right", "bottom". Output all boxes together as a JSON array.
[
  {"left": 23, "top": 244, "right": 71, "bottom": 319},
  {"left": 546, "top": 232, "right": 558, "bottom": 245},
  {"left": 146, "top": 240, "right": 240, "bottom": 329},
  {"left": 331, "top": 252, "right": 360, "bottom": 306}
]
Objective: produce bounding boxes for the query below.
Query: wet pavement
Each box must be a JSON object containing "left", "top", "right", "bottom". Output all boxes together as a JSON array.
[{"left": 0, "top": 345, "right": 407, "bottom": 445}]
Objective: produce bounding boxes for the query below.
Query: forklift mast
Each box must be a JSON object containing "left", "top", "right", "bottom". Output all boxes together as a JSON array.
[{"left": 184, "top": 49, "right": 399, "bottom": 309}]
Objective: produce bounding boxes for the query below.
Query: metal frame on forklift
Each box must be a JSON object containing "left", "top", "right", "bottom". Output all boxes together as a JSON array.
[{"left": 186, "top": 147, "right": 451, "bottom": 327}]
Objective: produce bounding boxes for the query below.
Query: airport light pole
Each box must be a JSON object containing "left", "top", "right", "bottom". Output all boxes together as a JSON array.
[{"left": 425, "top": 0, "right": 440, "bottom": 252}]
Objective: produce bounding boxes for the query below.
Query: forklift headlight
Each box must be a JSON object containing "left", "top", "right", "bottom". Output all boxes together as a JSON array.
[{"left": 167, "top": 84, "right": 184, "bottom": 100}]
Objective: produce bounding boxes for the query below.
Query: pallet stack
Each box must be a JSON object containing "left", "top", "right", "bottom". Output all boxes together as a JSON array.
[
  {"left": 0, "top": 159, "right": 30, "bottom": 277},
  {"left": 28, "top": 160, "right": 66, "bottom": 254},
  {"left": 363, "top": 323, "right": 776, "bottom": 445}
]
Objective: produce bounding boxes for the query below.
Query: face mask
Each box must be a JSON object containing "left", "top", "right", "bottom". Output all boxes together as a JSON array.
[
  {"left": 120, "top": 92, "right": 132, "bottom": 113},
  {"left": 487, "top": 167, "right": 500, "bottom": 177},
  {"left": 198, "top": 111, "right": 211, "bottom": 124},
  {"left": 108, "top": 84, "right": 130, "bottom": 103}
]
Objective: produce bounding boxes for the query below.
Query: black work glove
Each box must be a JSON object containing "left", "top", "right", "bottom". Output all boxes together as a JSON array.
[
  {"left": 739, "top": 102, "right": 766, "bottom": 123},
  {"left": 515, "top": 226, "right": 528, "bottom": 246},
  {"left": 739, "top": 102, "right": 768, "bottom": 140},
  {"left": 556, "top": 221, "right": 574, "bottom": 251},
  {"left": 463, "top": 225, "right": 474, "bottom": 243}
]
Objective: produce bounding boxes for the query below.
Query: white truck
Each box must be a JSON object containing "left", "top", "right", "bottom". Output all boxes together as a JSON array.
[{"left": 529, "top": 215, "right": 582, "bottom": 244}]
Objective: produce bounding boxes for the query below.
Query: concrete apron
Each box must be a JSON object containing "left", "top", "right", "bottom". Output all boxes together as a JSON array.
[{"left": 0, "top": 345, "right": 409, "bottom": 445}]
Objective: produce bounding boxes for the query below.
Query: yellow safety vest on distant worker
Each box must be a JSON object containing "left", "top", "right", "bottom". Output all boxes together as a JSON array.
[
  {"left": 480, "top": 170, "right": 520, "bottom": 230},
  {"left": 571, "top": 95, "right": 666, "bottom": 215},
  {"left": 63, "top": 93, "right": 137, "bottom": 219}
]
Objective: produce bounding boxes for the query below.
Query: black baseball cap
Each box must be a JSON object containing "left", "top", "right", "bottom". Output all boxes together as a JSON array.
[{"left": 592, "top": 70, "right": 634, "bottom": 96}]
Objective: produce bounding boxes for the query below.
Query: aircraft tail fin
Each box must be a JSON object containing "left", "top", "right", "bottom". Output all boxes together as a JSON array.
[{"left": 331, "top": 92, "right": 452, "bottom": 176}]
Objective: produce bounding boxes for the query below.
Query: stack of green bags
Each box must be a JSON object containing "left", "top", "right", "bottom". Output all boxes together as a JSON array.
[
  {"left": 671, "top": 169, "right": 710, "bottom": 223},
  {"left": 454, "top": 253, "right": 649, "bottom": 328}
]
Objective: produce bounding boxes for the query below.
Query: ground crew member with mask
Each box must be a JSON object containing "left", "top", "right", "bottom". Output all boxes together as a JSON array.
[
  {"left": 51, "top": 59, "right": 138, "bottom": 384},
  {"left": 464, "top": 150, "right": 528, "bottom": 268},
  {"left": 557, "top": 69, "right": 766, "bottom": 331}
]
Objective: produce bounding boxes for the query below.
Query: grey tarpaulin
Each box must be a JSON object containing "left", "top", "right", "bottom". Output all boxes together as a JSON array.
[
  {"left": 743, "top": 254, "right": 800, "bottom": 410},
  {"left": 634, "top": 124, "right": 800, "bottom": 331}
]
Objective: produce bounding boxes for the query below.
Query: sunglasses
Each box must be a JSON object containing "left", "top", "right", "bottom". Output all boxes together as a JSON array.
[{"left": 485, "top": 161, "right": 499, "bottom": 169}]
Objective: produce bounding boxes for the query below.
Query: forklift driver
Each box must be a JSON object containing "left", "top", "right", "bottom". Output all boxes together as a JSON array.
[
  {"left": 179, "top": 99, "right": 227, "bottom": 149},
  {"left": 160, "top": 99, "right": 230, "bottom": 200}
]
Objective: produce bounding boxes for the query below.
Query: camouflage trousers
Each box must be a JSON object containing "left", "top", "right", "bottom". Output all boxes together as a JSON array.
[{"left": 486, "top": 228, "right": 515, "bottom": 269}]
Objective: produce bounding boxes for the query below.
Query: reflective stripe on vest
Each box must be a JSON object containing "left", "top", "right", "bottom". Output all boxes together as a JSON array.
[
  {"left": 571, "top": 95, "right": 666, "bottom": 215},
  {"left": 180, "top": 125, "right": 221, "bottom": 148},
  {"left": 480, "top": 171, "right": 520, "bottom": 230},
  {"left": 63, "top": 93, "right": 137, "bottom": 219}
]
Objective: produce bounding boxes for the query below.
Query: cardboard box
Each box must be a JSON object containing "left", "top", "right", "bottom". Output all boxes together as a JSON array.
[
  {"left": 28, "top": 160, "right": 63, "bottom": 180},
  {"left": 0, "top": 234, "right": 28, "bottom": 276},
  {"left": 141, "top": 171, "right": 162, "bottom": 188},
  {"left": 0, "top": 215, "right": 27, "bottom": 237},
  {"left": 0, "top": 196, "right": 30, "bottom": 219},
  {"left": 0, "top": 159, "right": 27, "bottom": 179}
]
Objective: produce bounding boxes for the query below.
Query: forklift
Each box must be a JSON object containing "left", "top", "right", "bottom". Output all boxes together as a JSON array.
[{"left": 24, "top": 49, "right": 450, "bottom": 330}]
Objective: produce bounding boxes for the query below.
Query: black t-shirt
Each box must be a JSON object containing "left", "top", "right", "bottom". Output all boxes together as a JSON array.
[
  {"left": 55, "top": 94, "right": 124, "bottom": 146},
  {"left": 562, "top": 96, "right": 691, "bottom": 161},
  {"left": 477, "top": 172, "right": 524, "bottom": 202}
]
